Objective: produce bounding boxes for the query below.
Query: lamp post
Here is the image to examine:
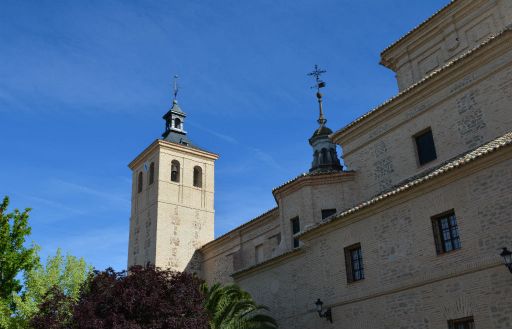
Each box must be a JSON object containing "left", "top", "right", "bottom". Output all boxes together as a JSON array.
[
  {"left": 500, "top": 247, "right": 512, "bottom": 273},
  {"left": 315, "top": 299, "right": 332, "bottom": 323}
]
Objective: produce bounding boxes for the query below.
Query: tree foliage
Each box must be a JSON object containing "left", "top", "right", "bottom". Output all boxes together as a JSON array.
[
  {"left": 13, "top": 249, "right": 92, "bottom": 327},
  {"left": 30, "top": 286, "right": 75, "bottom": 329},
  {"left": 70, "top": 266, "right": 209, "bottom": 329},
  {"left": 0, "top": 196, "right": 39, "bottom": 328},
  {"left": 202, "top": 283, "right": 278, "bottom": 329}
]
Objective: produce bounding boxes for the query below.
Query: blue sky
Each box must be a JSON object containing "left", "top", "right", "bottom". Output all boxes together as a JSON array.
[{"left": 0, "top": 0, "right": 448, "bottom": 271}]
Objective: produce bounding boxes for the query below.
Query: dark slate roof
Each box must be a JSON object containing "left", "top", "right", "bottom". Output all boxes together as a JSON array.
[
  {"left": 162, "top": 101, "right": 185, "bottom": 119},
  {"left": 310, "top": 125, "right": 333, "bottom": 138},
  {"left": 300, "top": 131, "right": 512, "bottom": 238},
  {"left": 163, "top": 131, "right": 193, "bottom": 146},
  {"left": 160, "top": 133, "right": 214, "bottom": 154}
]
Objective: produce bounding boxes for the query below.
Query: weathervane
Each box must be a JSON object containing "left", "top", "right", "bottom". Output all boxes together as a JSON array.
[
  {"left": 308, "top": 65, "right": 327, "bottom": 127},
  {"left": 172, "top": 75, "right": 180, "bottom": 103}
]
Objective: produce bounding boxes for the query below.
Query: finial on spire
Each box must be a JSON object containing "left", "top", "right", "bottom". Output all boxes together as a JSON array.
[
  {"left": 172, "top": 75, "right": 180, "bottom": 104},
  {"left": 307, "top": 65, "right": 327, "bottom": 127}
]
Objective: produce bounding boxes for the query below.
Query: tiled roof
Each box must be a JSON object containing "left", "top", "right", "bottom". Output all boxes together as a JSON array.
[
  {"left": 332, "top": 27, "right": 512, "bottom": 140},
  {"left": 381, "top": 0, "right": 458, "bottom": 57},
  {"left": 200, "top": 207, "right": 279, "bottom": 250},
  {"left": 231, "top": 248, "right": 304, "bottom": 278},
  {"left": 300, "top": 131, "right": 512, "bottom": 237},
  {"left": 272, "top": 169, "right": 350, "bottom": 194}
]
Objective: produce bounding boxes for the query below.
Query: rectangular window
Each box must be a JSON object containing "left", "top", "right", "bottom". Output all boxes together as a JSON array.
[
  {"left": 321, "top": 208, "right": 337, "bottom": 220},
  {"left": 432, "top": 210, "right": 461, "bottom": 254},
  {"left": 255, "top": 244, "right": 264, "bottom": 264},
  {"left": 415, "top": 128, "right": 437, "bottom": 165},
  {"left": 291, "top": 217, "right": 300, "bottom": 248},
  {"left": 344, "top": 243, "right": 364, "bottom": 282},
  {"left": 448, "top": 316, "right": 475, "bottom": 329}
]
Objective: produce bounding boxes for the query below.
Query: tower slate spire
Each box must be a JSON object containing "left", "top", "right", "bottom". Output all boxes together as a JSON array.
[
  {"left": 162, "top": 75, "right": 193, "bottom": 147},
  {"left": 307, "top": 65, "right": 343, "bottom": 173}
]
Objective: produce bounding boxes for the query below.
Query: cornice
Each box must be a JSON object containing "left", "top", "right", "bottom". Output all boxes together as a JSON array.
[
  {"left": 128, "top": 139, "right": 219, "bottom": 170},
  {"left": 272, "top": 171, "right": 355, "bottom": 201},
  {"left": 199, "top": 207, "right": 279, "bottom": 252},
  {"left": 231, "top": 248, "right": 305, "bottom": 280},
  {"left": 380, "top": 0, "right": 461, "bottom": 68},
  {"left": 330, "top": 258, "right": 502, "bottom": 313},
  {"left": 332, "top": 28, "right": 512, "bottom": 146}
]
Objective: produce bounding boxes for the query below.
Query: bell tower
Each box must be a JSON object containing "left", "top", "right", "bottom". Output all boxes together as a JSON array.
[{"left": 127, "top": 78, "right": 218, "bottom": 273}]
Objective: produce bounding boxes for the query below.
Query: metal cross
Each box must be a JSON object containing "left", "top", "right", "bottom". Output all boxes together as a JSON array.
[{"left": 308, "top": 65, "right": 326, "bottom": 91}]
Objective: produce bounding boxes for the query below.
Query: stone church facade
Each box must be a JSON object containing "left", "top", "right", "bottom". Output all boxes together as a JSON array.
[{"left": 128, "top": 0, "right": 512, "bottom": 328}]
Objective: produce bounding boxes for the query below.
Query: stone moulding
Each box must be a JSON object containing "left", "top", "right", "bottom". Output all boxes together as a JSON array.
[
  {"left": 380, "top": 0, "right": 461, "bottom": 66},
  {"left": 199, "top": 207, "right": 279, "bottom": 252},
  {"left": 272, "top": 170, "right": 355, "bottom": 201},
  {"left": 231, "top": 247, "right": 305, "bottom": 279},
  {"left": 332, "top": 27, "right": 512, "bottom": 146},
  {"left": 330, "top": 256, "right": 502, "bottom": 310},
  {"left": 129, "top": 139, "right": 219, "bottom": 170}
]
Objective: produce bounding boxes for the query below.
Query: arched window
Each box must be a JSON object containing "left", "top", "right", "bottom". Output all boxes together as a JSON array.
[
  {"left": 149, "top": 162, "right": 155, "bottom": 185},
  {"left": 171, "top": 160, "right": 180, "bottom": 182},
  {"left": 193, "top": 166, "right": 202, "bottom": 188},
  {"left": 137, "top": 172, "right": 143, "bottom": 193},
  {"left": 174, "top": 118, "right": 181, "bottom": 130},
  {"left": 321, "top": 148, "right": 328, "bottom": 164}
]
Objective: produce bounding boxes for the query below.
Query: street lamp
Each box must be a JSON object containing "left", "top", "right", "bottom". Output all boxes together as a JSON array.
[
  {"left": 500, "top": 247, "right": 512, "bottom": 273},
  {"left": 315, "top": 299, "right": 332, "bottom": 323}
]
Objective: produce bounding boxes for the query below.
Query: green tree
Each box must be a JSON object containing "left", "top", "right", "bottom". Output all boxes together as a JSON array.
[
  {"left": 31, "top": 265, "right": 209, "bottom": 329},
  {"left": 0, "top": 196, "right": 39, "bottom": 327},
  {"left": 202, "top": 283, "right": 278, "bottom": 329},
  {"left": 12, "top": 249, "right": 92, "bottom": 327}
]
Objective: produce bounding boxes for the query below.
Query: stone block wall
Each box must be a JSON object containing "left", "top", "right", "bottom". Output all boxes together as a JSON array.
[
  {"left": 128, "top": 141, "right": 217, "bottom": 273},
  {"left": 381, "top": 0, "right": 512, "bottom": 91},
  {"left": 128, "top": 149, "right": 160, "bottom": 267},
  {"left": 200, "top": 210, "right": 281, "bottom": 285},
  {"left": 276, "top": 177, "right": 358, "bottom": 250},
  {"left": 338, "top": 37, "right": 512, "bottom": 203},
  {"left": 235, "top": 153, "right": 512, "bottom": 329}
]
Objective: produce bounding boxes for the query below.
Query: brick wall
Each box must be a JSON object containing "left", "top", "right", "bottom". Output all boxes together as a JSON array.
[
  {"left": 340, "top": 38, "right": 512, "bottom": 203},
  {"left": 235, "top": 154, "right": 512, "bottom": 329}
]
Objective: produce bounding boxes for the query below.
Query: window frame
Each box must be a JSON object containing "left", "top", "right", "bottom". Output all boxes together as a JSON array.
[
  {"left": 448, "top": 316, "right": 475, "bottom": 329},
  {"left": 290, "top": 217, "right": 300, "bottom": 249},
  {"left": 174, "top": 118, "right": 182, "bottom": 130},
  {"left": 137, "top": 172, "right": 143, "bottom": 193},
  {"left": 344, "top": 243, "right": 364, "bottom": 283},
  {"left": 431, "top": 209, "right": 461, "bottom": 255},
  {"left": 149, "top": 162, "right": 155, "bottom": 185},
  {"left": 414, "top": 127, "right": 437, "bottom": 166},
  {"left": 193, "top": 166, "right": 203, "bottom": 188},
  {"left": 171, "top": 160, "right": 180, "bottom": 183},
  {"left": 321, "top": 208, "right": 337, "bottom": 220}
]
